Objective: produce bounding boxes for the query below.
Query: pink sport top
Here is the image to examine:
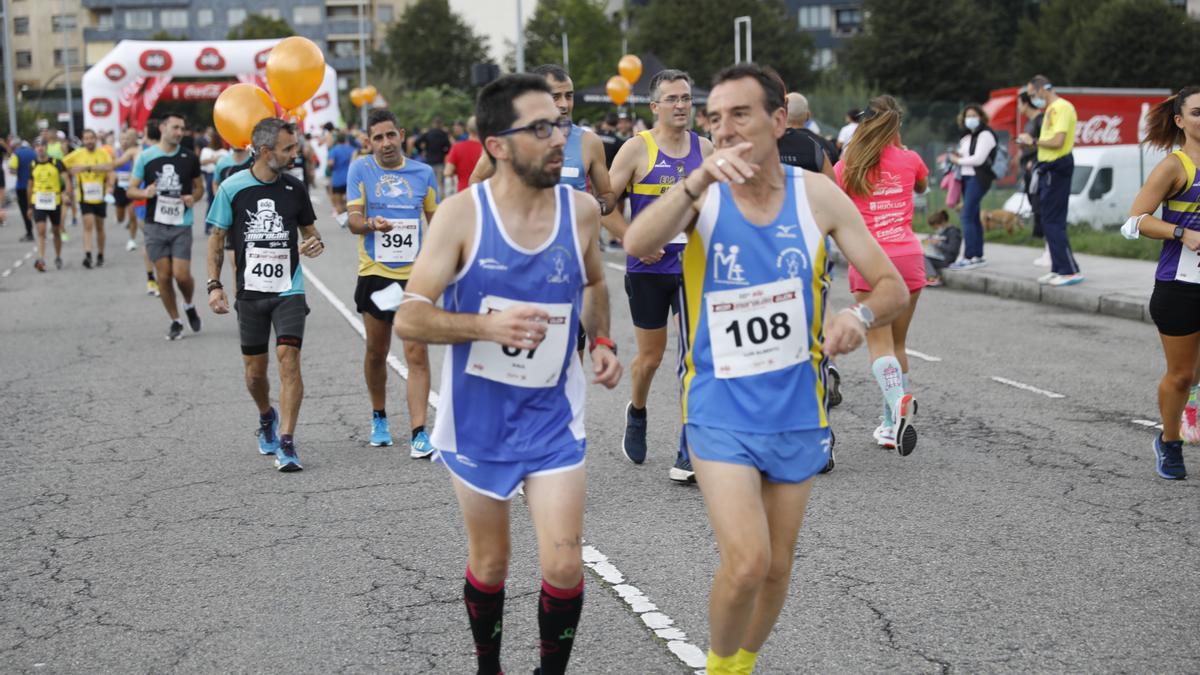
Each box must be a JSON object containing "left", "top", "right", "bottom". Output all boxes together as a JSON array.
[{"left": 835, "top": 145, "right": 929, "bottom": 258}]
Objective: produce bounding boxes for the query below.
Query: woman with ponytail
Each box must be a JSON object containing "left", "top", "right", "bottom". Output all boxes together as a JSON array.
[
  {"left": 1124, "top": 86, "right": 1200, "bottom": 480},
  {"left": 834, "top": 95, "right": 928, "bottom": 456}
]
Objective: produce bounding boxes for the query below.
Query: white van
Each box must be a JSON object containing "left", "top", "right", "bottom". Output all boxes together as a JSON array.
[{"left": 1003, "top": 144, "right": 1168, "bottom": 228}]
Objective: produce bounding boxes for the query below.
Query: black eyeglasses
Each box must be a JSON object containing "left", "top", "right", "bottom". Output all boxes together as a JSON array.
[{"left": 496, "top": 117, "right": 572, "bottom": 140}]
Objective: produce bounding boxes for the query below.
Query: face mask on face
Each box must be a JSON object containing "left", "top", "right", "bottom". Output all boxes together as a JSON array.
[
  {"left": 1031, "top": 97, "right": 1046, "bottom": 109},
  {"left": 964, "top": 117, "right": 980, "bottom": 131}
]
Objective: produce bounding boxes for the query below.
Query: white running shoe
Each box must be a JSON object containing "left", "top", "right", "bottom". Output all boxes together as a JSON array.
[
  {"left": 873, "top": 419, "right": 894, "bottom": 448},
  {"left": 126, "top": 238, "right": 138, "bottom": 252},
  {"left": 1033, "top": 252, "right": 1051, "bottom": 267},
  {"left": 1037, "top": 272, "right": 1058, "bottom": 284}
]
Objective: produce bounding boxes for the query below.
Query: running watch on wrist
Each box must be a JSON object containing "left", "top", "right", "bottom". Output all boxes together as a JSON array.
[
  {"left": 843, "top": 303, "right": 874, "bottom": 330},
  {"left": 1174, "top": 225, "right": 1185, "bottom": 240},
  {"left": 589, "top": 336, "right": 617, "bottom": 355}
]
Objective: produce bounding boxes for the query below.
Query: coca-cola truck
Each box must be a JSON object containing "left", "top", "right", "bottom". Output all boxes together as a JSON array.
[{"left": 984, "top": 86, "right": 1171, "bottom": 228}]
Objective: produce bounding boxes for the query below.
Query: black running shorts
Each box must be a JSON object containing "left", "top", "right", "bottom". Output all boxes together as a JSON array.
[
  {"left": 80, "top": 202, "right": 107, "bottom": 218},
  {"left": 235, "top": 294, "right": 309, "bottom": 355},
  {"left": 33, "top": 208, "right": 61, "bottom": 226},
  {"left": 355, "top": 275, "right": 407, "bottom": 322},
  {"left": 1150, "top": 280, "right": 1200, "bottom": 337},
  {"left": 624, "top": 272, "right": 682, "bottom": 330}
]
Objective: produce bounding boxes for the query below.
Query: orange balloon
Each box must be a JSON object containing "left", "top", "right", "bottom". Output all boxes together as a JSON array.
[
  {"left": 607, "top": 76, "right": 631, "bottom": 106},
  {"left": 266, "top": 37, "right": 326, "bottom": 111},
  {"left": 362, "top": 85, "right": 377, "bottom": 106},
  {"left": 350, "top": 88, "right": 364, "bottom": 107},
  {"left": 292, "top": 106, "right": 308, "bottom": 120},
  {"left": 213, "top": 84, "right": 276, "bottom": 150},
  {"left": 618, "top": 55, "right": 642, "bottom": 85}
]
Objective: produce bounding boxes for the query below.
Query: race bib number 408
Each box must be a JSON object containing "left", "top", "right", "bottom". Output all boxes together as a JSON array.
[
  {"left": 466, "top": 295, "right": 572, "bottom": 388},
  {"left": 705, "top": 277, "right": 808, "bottom": 379},
  {"left": 244, "top": 247, "right": 292, "bottom": 293},
  {"left": 372, "top": 219, "right": 420, "bottom": 263}
]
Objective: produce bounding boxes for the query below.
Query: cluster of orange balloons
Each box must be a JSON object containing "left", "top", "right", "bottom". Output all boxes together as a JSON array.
[
  {"left": 350, "top": 86, "right": 378, "bottom": 108},
  {"left": 213, "top": 36, "right": 326, "bottom": 149},
  {"left": 606, "top": 54, "right": 642, "bottom": 106}
]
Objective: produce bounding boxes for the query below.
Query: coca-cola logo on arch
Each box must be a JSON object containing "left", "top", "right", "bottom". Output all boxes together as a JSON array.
[
  {"left": 1076, "top": 115, "right": 1123, "bottom": 145},
  {"left": 255, "top": 48, "right": 273, "bottom": 70},
  {"left": 139, "top": 50, "right": 173, "bottom": 72},
  {"left": 195, "top": 48, "right": 225, "bottom": 71},
  {"left": 89, "top": 98, "right": 113, "bottom": 117},
  {"left": 104, "top": 64, "right": 126, "bottom": 81},
  {"left": 310, "top": 93, "right": 331, "bottom": 112}
]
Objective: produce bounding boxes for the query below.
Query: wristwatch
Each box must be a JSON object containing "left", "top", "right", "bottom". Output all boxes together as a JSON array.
[
  {"left": 843, "top": 303, "right": 875, "bottom": 330},
  {"left": 589, "top": 336, "right": 617, "bottom": 355},
  {"left": 1174, "top": 225, "right": 1186, "bottom": 240}
]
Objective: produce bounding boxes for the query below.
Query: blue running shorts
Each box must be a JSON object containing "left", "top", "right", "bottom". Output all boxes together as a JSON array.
[
  {"left": 435, "top": 441, "right": 586, "bottom": 501},
  {"left": 686, "top": 423, "right": 831, "bottom": 484}
]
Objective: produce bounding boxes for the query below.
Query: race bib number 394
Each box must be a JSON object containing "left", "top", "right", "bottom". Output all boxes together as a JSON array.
[
  {"left": 705, "top": 277, "right": 808, "bottom": 379},
  {"left": 466, "top": 295, "right": 572, "bottom": 388},
  {"left": 155, "top": 195, "right": 185, "bottom": 225},
  {"left": 372, "top": 219, "right": 420, "bottom": 263},
  {"left": 244, "top": 247, "right": 293, "bottom": 293}
]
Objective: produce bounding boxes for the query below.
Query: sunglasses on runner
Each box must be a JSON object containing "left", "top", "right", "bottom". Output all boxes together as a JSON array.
[{"left": 496, "top": 117, "right": 572, "bottom": 140}]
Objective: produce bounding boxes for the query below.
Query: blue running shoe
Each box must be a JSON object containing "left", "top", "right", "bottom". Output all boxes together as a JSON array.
[
  {"left": 669, "top": 429, "right": 695, "bottom": 483},
  {"left": 370, "top": 413, "right": 393, "bottom": 447},
  {"left": 1153, "top": 433, "right": 1186, "bottom": 480},
  {"left": 274, "top": 440, "right": 303, "bottom": 472},
  {"left": 410, "top": 430, "right": 435, "bottom": 459},
  {"left": 257, "top": 408, "right": 280, "bottom": 456},
  {"left": 622, "top": 403, "right": 648, "bottom": 464}
]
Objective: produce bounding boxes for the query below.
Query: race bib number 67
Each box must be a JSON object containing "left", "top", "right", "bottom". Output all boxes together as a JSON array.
[
  {"left": 705, "top": 277, "right": 808, "bottom": 379},
  {"left": 466, "top": 295, "right": 572, "bottom": 388}
]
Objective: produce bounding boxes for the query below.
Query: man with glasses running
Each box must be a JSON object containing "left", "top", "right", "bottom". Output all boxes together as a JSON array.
[{"left": 603, "top": 69, "right": 713, "bottom": 482}]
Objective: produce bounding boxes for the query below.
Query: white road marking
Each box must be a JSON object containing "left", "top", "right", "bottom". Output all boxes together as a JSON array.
[
  {"left": 12, "top": 259, "right": 22, "bottom": 269},
  {"left": 24, "top": 251, "right": 33, "bottom": 259},
  {"left": 605, "top": 261, "right": 624, "bottom": 273},
  {"left": 1132, "top": 419, "right": 1164, "bottom": 431},
  {"left": 905, "top": 349, "right": 942, "bottom": 363},
  {"left": 1, "top": 246, "right": 37, "bottom": 279},
  {"left": 583, "top": 546, "right": 707, "bottom": 670},
  {"left": 990, "top": 376, "right": 1065, "bottom": 399},
  {"left": 1, "top": 269, "right": 10, "bottom": 278},
  {"left": 304, "top": 264, "right": 706, "bottom": 672}
]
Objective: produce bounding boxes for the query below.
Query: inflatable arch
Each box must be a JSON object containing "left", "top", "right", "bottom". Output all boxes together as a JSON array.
[{"left": 82, "top": 39, "right": 340, "bottom": 140}]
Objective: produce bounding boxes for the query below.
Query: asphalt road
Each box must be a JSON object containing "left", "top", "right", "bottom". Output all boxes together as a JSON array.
[{"left": 1, "top": 192, "right": 1197, "bottom": 674}]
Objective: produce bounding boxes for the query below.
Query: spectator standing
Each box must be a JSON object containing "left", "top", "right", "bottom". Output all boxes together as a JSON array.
[
  {"left": 947, "top": 104, "right": 998, "bottom": 270},
  {"left": 836, "top": 109, "right": 860, "bottom": 152},
  {"left": 1019, "top": 75, "right": 1082, "bottom": 286},
  {"left": 1018, "top": 92, "right": 1049, "bottom": 266},
  {"left": 443, "top": 116, "right": 483, "bottom": 195},
  {"left": 414, "top": 117, "right": 451, "bottom": 190}
]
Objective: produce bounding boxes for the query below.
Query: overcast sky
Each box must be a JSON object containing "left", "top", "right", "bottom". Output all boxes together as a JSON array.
[{"left": 449, "top": 0, "right": 538, "bottom": 66}]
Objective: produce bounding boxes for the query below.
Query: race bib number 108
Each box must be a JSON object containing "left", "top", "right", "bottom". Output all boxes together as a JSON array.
[{"left": 705, "top": 277, "right": 808, "bottom": 379}]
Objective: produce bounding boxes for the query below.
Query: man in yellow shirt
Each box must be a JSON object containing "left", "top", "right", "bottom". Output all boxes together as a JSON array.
[
  {"left": 1018, "top": 75, "right": 1082, "bottom": 286},
  {"left": 64, "top": 129, "right": 114, "bottom": 268},
  {"left": 29, "top": 138, "right": 72, "bottom": 272}
]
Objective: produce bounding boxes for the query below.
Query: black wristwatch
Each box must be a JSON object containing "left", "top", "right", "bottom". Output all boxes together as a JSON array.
[{"left": 1174, "top": 225, "right": 1186, "bottom": 240}]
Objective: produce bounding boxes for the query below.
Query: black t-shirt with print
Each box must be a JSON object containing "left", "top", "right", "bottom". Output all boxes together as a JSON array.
[{"left": 215, "top": 171, "right": 317, "bottom": 300}]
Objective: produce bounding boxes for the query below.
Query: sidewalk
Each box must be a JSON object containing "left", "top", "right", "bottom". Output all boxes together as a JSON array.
[{"left": 937, "top": 243, "right": 1156, "bottom": 324}]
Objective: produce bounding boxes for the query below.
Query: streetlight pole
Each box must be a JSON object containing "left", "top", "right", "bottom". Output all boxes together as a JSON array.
[
  {"left": 358, "top": 0, "right": 368, "bottom": 129},
  {"left": 2, "top": 0, "right": 18, "bottom": 138},
  {"left": 734, "top": 16, "right": 752, "bottom": 64},
  {"left": 61, "top": 0, "right": 74, "bottom": 139},
  {"left": 560, "top": 18, "right": 568, "bottom": 73},
  {"left": 515, "top": 0, "right": 525, "bottom": 72}
]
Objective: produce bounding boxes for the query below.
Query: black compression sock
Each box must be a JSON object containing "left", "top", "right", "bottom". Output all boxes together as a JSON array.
[
  {"left": 464, "top": 569, "right": 505, "bottom": 675},
  {"left": 412, "top": 425, "right": 425, "bottom": 440},
  {"left": 628, "top": 405, "right": 647, "bottom": 419},
  {"left": 373, "top": 409, "right": 386, "bottom": 419},
  {"left": 538, "top": 578, "right": 583, "bottom": 675}
]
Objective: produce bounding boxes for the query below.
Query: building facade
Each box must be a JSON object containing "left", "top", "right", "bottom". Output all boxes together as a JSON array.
[
  {"left": 785, "top": 0, "right": 863, "bottom": 70},
  {"left": 7, "top": 0, "right": 87, "bottom": 90}
]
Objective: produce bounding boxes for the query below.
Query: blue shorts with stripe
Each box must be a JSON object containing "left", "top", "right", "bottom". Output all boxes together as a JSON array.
[
  {"left": 435, "top": 440, "right": 586, "bottom": 501},
  {"left": 686, "top": 423, "right": 830, "bottom": 484}
]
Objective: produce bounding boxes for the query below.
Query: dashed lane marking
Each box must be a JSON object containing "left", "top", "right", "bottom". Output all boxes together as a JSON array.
[
  {"left": 1, "top": 247, "right": 37, "bottom": 279},
  {"left": 990, "top": 376, "right": 1065, "bottom": 399},
  {"left": 905, "top": 349, "right": 942, "bottom": 363},
  {"left": 1132, "top": 419, "right": 1164, "bottom": 431},
  {"left": 303, "top": 264, "right": 707, "bottom": 673}
]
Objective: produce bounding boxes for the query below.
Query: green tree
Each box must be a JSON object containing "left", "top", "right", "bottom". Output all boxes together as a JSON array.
[
  {"left": 629, "top": 0, "right": 814, "bottom": 93},
  {"left": 374, "top": 0, "right": 489, "bottom": 89},
  {"left": 149, "top": 31, "right": 187, "bottom": 41},
  {"left": 518, "top": 0, "right": 621, "bottom": 89},
  {"left": 226, "top": 14, "right": 295, "bottom": 40},
  {"left": 383, "top": 85, "right": 475, "bottom": 130},
  {"left": 1054, "top": 0, "right": 1195, "bottom": 88},
  {"left": 1010, "top": 0, "right": 1094, "bottom": 83},
  {"left": 843, "top": 0, "right": 1003, "bottom": 101}
]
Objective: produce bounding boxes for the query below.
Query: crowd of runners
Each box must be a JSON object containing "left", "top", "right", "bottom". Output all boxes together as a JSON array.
[{"left": 6, "top": 62, "right": 1198, "bottom": 674}]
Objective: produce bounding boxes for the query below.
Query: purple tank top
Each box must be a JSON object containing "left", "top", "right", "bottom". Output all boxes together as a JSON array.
[
  {"left": 1155, "top": 151, "right": 1200, "bottom": 283},
  {"left": 626, "top": 130, "right": 704, "bottom": 274}
]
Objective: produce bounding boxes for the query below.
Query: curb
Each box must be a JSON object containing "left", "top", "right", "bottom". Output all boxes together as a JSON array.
[{"left": 940, "top": 269, "right": 1152, "bottom": 324}]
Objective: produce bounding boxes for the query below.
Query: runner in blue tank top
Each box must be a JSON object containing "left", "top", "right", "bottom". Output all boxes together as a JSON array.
[
  {"left": 395, "top": 74, "right": 622, "bottom": 675},
  {"left": 605, "top": 69, "right": 713, "bottom": 481},
  {"left": 1125, "top": 86, "right": 1200, "bottom": 480},
  {"left": 625, "top": 63, "right": 908, "bottom": 675}
]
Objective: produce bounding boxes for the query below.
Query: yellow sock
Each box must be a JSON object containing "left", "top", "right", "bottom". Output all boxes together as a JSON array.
[
  {"left": 733, "top": 648, "right": 759, "bottom": 674},
  {"left": 707, "top": 649, "right": 740, "bottom": 675}
]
